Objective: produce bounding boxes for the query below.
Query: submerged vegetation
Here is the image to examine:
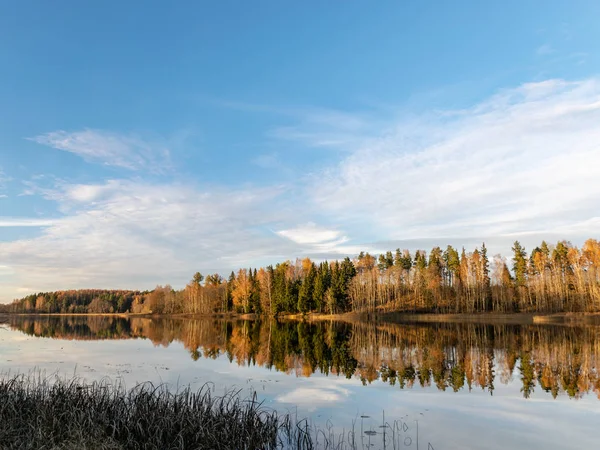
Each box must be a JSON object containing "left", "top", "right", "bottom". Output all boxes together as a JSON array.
[{"left": 6, "top": 238, "right": 600, "bottom": 315}]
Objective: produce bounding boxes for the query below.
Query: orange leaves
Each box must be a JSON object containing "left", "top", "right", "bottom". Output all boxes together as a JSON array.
[
  {"left": 583, "top": 239, "right": 600, "bottom": 267},
  {"left": 231, "top": 269, "right": 250, "bottom": 311},
  {"left": 301, "top": 257, "right": 313, "bottom": 275}
]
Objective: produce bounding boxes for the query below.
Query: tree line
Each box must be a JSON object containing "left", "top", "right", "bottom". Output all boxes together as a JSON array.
[
  {"left": 6, "top": 238, "right": 600, "bottom": 315},
  {"left": 5, "top": 289, "right": 140, "bottom": 314}
]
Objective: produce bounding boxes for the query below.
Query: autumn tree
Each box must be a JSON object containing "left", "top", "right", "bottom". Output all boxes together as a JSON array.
[
  {"left": 256, "top": 267, "right": 273, "bottom": 314},
  {"left": 232, "top": 269, "right": 251, "bottom": 313}
]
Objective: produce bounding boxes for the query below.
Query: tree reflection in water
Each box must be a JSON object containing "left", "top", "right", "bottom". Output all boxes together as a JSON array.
[{"left": 7, "top": 315, "right": 600, "bottom": 400}]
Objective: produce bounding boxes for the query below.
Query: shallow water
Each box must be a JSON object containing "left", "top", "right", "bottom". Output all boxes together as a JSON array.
[{"left": 1, "top": 315, "right": 599, "bottom": 449}]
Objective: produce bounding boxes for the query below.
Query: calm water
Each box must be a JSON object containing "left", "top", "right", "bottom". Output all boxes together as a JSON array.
[{"left": 1, "top": 315, "right": 599, "bottom": 449}]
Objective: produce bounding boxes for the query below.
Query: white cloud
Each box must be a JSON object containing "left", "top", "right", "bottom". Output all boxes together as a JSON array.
[
  {"left": 0, "top": 179, "right": 309, "bottom": 301},
  {"left": 28, "top": 129, "right": 171, "bottom": 171},
  {"left": 309, "top": 78, "right": 600, "bottom": 242},
  {"left": 0, "top": 177, "right": 373, "bottom": 301},
  {"left": 277, "top": 223, "right": 343, "bottom": 246},
  {"left": 0, "top": 218, "right": 55, "bottom": 227},
  {"left": 276, "top": 222, "right": 366, "bottom": 256},
  {"left": 4, "top": 78, "right": 600, "bottom": 301}
]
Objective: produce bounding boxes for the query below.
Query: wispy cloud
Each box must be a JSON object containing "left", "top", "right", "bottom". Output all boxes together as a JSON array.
[
  {"left": 570, "top": 51, "right": 588, "bottom": 66},
  {"left": 0, "top": 169, "right": 8, "bottom": 192},
  {"left": 0, "top": 177, "right": 372, "bottom": 301},
  {"left": 28, "top": 129, "right": 171, "bottom": 171},
  {"left": 0, "top": 218, "right": 55, "bottom": 227},
  {"left": 310, "top": 78, "right": 600, "bottom": 241},
  {"left": 252, "top": 152, "right": 283, "bottom": 170},
  {"left": 267, "top": 108, "right": 377, "bottom": 150},
  {"left": 276, "top": 222, "right": 364, "bottom": 255},
  {"left": 0, "top": 170, "right": 9, "bottom": 198},
  {"left": 218, "top": 100, "right": 379, "bottom": 150},
  {"left": 4, "top": 78, "right": 600, "bottom": 302},
  {"left": 536, "top": 44, "right": 554, "bottom": 55},
  {"left": 0, "top": 179, "right": 305, "bottom": 300}
]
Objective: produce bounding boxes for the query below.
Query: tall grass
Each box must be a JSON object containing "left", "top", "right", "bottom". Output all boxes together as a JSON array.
[
  {"left": 0, "top": 373, "right": 424, "bottom": 449},
  {"left": 0, "top": 373, "right": 312, "bottom": 449}
]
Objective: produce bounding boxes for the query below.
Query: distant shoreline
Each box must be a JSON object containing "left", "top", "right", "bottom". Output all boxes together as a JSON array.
[
  {"left": 276, "top": 311, "right": 600, "bottom": 325},
  {"left": 3, "top": 310, "right": 600, "bottom": 326}
]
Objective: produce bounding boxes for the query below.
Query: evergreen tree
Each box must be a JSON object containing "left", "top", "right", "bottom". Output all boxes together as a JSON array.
[
  {"left": 385, "top": 251, "right": 394, "bottom": 269},
  {"left": 553, "top": 241, "right": 571, "bottom": 275},
  {"left": 377, "top": 254, "right": 387, "bottom": 272},
  {"left": 249, "top": 268, "right": 261, "bottom": 314},
  {"left": 394, "top": 249, "right": 402, "bottom": 267},
  {"left": 512, "top": 241, "right": 528, "bottom": 288},
  {"left": 519, "top": 352, "right": 535, "bottom": 399},
  {"left": 415, "top": 251, "right": 427, "bottom": 271},
  {"left": 272, "top": 263, "right": 288, "bottom": 315},
  {"left": 327, "top": 261, "right": 348, "bottom": 313},
  {"left": 298, "top": 264, "right": 315, "bottom": 314},
  {"left": 443, "top": 245, "right": 460, "bottom": 287},
  {"left": 226, "top": 271, "right": 235, "bottom": 311},
  {"left": 401, "top": 250, "right": 413, "bottom": 271},
  {"left": 192, "top": 272, "right": 204, "bottom": 286},
  {"left": 481, "top": 243, "right": 492, "bottom": 311},
  {"left": 313, "top": 262, "right": 330, "bottom": 313}
]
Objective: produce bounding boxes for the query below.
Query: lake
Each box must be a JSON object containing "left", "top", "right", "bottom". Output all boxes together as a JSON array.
[{"left": 1, "top": 315, "right": 599, "bottom": 449}]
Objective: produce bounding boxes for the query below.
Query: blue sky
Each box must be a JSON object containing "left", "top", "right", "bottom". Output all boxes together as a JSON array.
[{"left": 1, "top": 1, "right": 600, "bottom": 301}]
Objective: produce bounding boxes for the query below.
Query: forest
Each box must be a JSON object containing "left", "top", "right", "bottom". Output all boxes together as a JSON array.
[{"left": 5, "top": 238, "right": 600, "bottom": 316}]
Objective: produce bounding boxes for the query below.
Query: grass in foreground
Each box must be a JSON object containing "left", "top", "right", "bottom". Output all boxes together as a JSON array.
[
  {"left": 0, "top": 373, "right": 426, "bottom": 450},
  {"left": 0, "top": 374, "right": 314, "bottom": 450}
]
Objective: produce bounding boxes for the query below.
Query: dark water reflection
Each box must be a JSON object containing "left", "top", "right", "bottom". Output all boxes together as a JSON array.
[{"left": 5, "top": 315, "right": 600, "bottom": 400}]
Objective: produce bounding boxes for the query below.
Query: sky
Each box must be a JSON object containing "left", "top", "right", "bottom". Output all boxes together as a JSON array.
[{"left": 1, "top": 1, "right": 599, "bottom": 302}]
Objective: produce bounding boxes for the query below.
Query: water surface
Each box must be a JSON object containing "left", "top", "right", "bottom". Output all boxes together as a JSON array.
[{"left": 1, "top": 315, "right": 599, "bottom": 449}]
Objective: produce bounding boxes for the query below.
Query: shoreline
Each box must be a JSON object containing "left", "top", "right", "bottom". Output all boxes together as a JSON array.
[{"left": 3, "top": 310, "right": 600, "bottom": 325}]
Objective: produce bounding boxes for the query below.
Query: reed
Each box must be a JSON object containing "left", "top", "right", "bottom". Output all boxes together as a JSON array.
[
  {"left": 0, "top": 372, "right": 425, "bottom": 449},
  {"left": 0, "top": 373, "right": 307, "bottom": 449}
]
